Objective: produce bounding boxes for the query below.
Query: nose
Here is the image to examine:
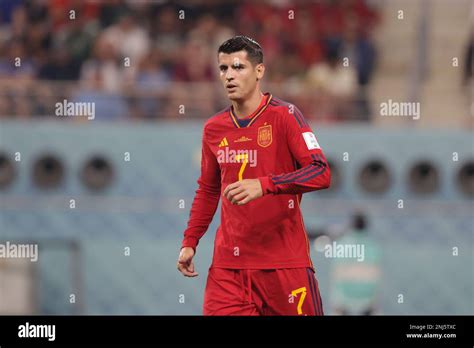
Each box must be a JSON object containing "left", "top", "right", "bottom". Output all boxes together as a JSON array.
[{"left": 225, "top": 69, "right": 235, "bottom": 81}]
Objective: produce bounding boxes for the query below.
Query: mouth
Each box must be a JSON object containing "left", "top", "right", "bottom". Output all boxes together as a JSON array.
[{"left": 226, "top": 84, "right": 237, "bottom": 92}]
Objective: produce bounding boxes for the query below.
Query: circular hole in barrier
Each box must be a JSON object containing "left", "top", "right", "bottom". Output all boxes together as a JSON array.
[
  {"left": 358, "top": 159, "right": 391, "bottom": 194},
  {"left": 408, "top": 160, "right": 439, "bottom": 194},
  {"left": 0, "top": 153, "right": 15, "bottom": 189},
  {"left": 456, "top": 161, "right": 474, "bottom": 197},
  {"left": 32, "top": 154, "right": 64, "bottom": 189},
  {"left": 80, "top": 155, "right": 114, "bottom": 191}
]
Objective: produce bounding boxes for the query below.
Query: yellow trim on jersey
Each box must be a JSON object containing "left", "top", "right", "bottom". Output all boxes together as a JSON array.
[
  {"left": 247, "top": 94, "right": 273, "bottom": 127},
  {"left": 229, "top": 94, "right": 273, "bottom": 128},
  {"left": 229, "top": 110, "right": 240, "bottom": 128}
]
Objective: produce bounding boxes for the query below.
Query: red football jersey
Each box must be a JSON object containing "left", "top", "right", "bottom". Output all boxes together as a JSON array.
[{"left": 182, "top": 92, "right": 330, "bottom": 269}]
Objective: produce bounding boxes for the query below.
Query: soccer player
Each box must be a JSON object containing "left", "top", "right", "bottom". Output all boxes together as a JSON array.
[{"left": 177, "top": 36, "right": 331, "bottom": 316}]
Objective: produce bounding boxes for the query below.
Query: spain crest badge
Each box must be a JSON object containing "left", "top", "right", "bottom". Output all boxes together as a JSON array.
[{"left": 257, "top": 124, "right": 272, "bottom": 147}]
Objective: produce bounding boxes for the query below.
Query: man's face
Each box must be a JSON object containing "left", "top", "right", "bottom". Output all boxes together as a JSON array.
[{"left": 218, "top": 51, "right": 264, "bottom": 101}]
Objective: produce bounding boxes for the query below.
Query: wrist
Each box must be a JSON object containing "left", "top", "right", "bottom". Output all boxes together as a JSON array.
[
  {"left": 258, "top": 176, "right": 276, "bottom": 195},
  {"left": 182, "top": 237, "right": 198, "bottom": 252}
]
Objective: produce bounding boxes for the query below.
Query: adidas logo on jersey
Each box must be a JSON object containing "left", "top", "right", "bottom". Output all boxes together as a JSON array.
[{"left": 218, "top": 137, "right": 229, "bottom": 147}]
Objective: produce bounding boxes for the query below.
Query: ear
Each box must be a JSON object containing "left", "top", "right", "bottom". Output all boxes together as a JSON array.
[{"left": 256, "top": 63, "right": 265, "bottom": 81}]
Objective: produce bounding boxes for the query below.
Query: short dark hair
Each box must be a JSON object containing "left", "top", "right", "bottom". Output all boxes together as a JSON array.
[{"left": 218, "top": 35, "right": 263, "bottom": 66}]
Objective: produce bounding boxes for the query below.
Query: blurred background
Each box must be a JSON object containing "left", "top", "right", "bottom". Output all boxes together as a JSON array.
[{"left": 0, "top": 0, "right": 472, "bottom": 315}]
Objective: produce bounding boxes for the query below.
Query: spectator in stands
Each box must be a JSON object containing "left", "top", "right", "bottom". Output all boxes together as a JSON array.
[
  {"left": 339, "top": 15, "right": 377, "bottom": 120},
  {"left": 79, "top": 35, "right": 122, "bottom": 92},
  {"left": 98, "top": 0, "right": 129, "bottom": 29},
  {"left": 339, "top": 15, "right": 376, "bottom": 87},
  {"left": 189, "top": 13, "right": 235, "bottom": 58},
  {"left": 54, "top": 8, "right": 98, "bottom": 66},
  {"left": 292, "top": 11, "right": 326, "bottom": 69},
  {"left": 3, "top": 3, "right": 28, "bottom": 42},
  {"left": 73, "top": 75, "right": 129, "bottom": 122},
  {"left": 330, "top": 213, "right": 382, "bottom": 315},
  {"left": 306, "top": 45, "right": 357, "bottom": 122},
  {"left": 0, "top": 40, "right": 35, "bottom": 78},
  {"left": 38, "top": 46, "right": 81, "bottom": 80},
  {"left": 102, "top": 13, "right": 150, "bottom": 80},
  {"left": 47, "top": 0, "right": 99, "bottom": 34},
  {"left": 150, "top": 6, "right": 183, "bottom": 73},
  {"left": 257, "top": 13, "right": 284, "bottom": 71},
  {"left": 173, "top": 36, "right": 213, "bottom": 83},
  {"left": 0, "top": 0, "right": 381, "bottom": 121},
  {"left": 130, "top": 48, "right": 172, "bottom": 119},
  {"left": 75, "top": 36, "right": 128, "bottom": 121},
  {"left": 169, "top": 36, "right": 215, "bottom": 118},
  {"left": 0, "top": 0, "right": 23, "bottom": 25}
]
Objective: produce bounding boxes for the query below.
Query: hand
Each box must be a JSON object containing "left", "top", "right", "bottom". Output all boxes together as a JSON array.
[
  {"left": 177, "top": 247, "right": 198, "bottom": 277},
  {"left": 223, "top": 179, "right": 263, "bottom": 205}
]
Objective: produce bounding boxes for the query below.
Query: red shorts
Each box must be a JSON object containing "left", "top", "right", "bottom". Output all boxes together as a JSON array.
[{"left": 203, "top": 267, "right": 324, "bottom": 316}]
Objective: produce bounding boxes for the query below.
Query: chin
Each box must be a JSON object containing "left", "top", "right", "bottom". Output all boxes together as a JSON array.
[{"left": 227, "top": 93, "right": 241, "bottom": 101}]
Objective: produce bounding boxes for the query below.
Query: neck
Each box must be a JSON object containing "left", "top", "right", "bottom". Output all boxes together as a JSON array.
[{"left": 232, "top": 89, "right": 264, "bottom": 119}]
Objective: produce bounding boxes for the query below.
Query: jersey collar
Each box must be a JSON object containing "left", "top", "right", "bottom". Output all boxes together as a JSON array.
[{"left": 229, "top": 92, "right": 273, "bottom": 128}]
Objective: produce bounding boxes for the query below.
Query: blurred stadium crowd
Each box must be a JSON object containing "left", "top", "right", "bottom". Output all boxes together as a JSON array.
[{"left": 0, "top": 0, "right": 381, "bottom": 122}]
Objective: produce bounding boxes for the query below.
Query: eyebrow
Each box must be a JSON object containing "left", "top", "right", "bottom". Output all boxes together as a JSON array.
[{"left": 219, "top": 63, "right": 246, "bottom": 69}]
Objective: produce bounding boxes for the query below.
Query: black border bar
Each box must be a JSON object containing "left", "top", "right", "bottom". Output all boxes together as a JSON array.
[{"left": 0, "top": 315, "right": 472, "bottom": 345}]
